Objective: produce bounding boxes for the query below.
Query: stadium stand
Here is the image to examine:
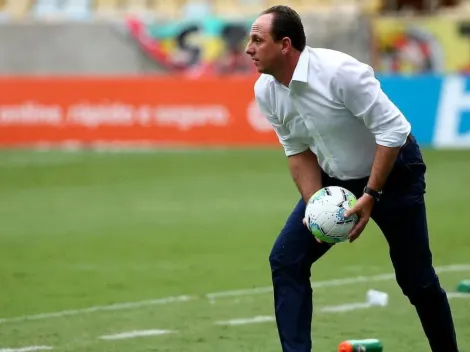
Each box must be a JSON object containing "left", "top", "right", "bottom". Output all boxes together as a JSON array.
[
  {"left": 0, "top": 0, "right": 466, "bottom": 21},
  {"left": 0, "top": 0, "right": 379, "bottom": 20}
]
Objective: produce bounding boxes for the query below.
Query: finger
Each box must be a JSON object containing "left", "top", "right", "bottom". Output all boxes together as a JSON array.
[
  {"left": 314, "top": 236, "right": 324, "bottom": 244},
  {"left": 348, "top": 218, "right": 368, "bottom": 242},
  {"left": 303, "top": 218, "right": 324, "bottom": 243},
  {"left": 349, "top": 233, "right": 361, "bottom": 243},
  {"left": 349, "top": 221, "right": 366, "bottom": 242},
  {"left": 348, "top": 221, "right": 365, "bottom": 240},
  {"left": 344, "top": 205, "right": 358, "bottom": 218}
]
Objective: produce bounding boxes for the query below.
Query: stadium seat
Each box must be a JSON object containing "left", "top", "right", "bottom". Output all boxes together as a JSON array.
[
  {"left": 181, "top": 0, "right": 213, "bottom": 20},
  {"left": 94, "top": 0, "right": 122, "bottom": 17},
  {"left": 118, "top": 0, "right": 155, "bottom": 18},
  {"left": 360, "top": 0, "right": 383, "bottom": 13},
  {"left": 152, "top": 0, "right": 186, "bottom": 19},
  {"left": 62, "top": 0, "right": 91, "bottom": 19},
  {"left": 0, "top": 0, "right": 31, "bottom": 19},
  {"left": 0, "top": 0, "right": 370, "bottom": 21},
  {"left": 212, "top": 0, "right": 264, "bottom": 18},
  {"left": 93, "top": 0, "right": 187, "bottom": 19},
  {"left": 33, "top": 0, "right": 91, "bottom": 20},
  {"left": 211, "top": 0, "right": 340, "bottom": 17}
]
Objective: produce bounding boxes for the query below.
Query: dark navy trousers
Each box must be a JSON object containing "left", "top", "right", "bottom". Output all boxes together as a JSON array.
[{"left": 269, "top": 136, "right": 459, "bottom": 352}]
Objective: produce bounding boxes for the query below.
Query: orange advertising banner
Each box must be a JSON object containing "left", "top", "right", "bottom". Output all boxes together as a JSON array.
[{"left": 0, "top": 77, "right": 280, "bottom": 148}]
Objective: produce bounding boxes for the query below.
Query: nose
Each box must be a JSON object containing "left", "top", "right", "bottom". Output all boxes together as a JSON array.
[{"left": 245, "top": 41, "right": 254, "bottom": 56}]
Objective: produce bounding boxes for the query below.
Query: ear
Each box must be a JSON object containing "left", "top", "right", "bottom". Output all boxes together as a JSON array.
[{"left": 281, "top": 37, "right": 292, "bottom": 55}]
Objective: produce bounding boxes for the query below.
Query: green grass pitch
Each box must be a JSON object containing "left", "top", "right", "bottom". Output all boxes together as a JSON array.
[{"left": 0, "top": 148, "right": 469, "bottom": 351}]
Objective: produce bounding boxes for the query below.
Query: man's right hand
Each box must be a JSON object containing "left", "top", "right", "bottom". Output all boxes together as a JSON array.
[{"left": 302, "top": 217, "right": 324, "bottom": 244}]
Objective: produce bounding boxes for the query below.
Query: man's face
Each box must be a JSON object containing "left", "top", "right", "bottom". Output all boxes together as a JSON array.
[{"left": 245, "top": 14, "right": 283, "bottom": 74}]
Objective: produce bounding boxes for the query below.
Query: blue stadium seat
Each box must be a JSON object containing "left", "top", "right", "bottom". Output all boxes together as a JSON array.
[{"left": 33, "top": 0, "right": 92, "bottom": 20}]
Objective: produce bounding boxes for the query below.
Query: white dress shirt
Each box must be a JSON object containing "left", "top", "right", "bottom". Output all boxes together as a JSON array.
[{"left": 254, "top": 47, "right": 411, "bottom": 180}]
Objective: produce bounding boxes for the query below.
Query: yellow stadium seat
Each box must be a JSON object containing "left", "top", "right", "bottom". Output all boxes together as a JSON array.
[
  {"left": 2, "top": 0, "right": 32, "bottom": 18},
  {"left": 94, "top": 0, "right": 123, "bottom": 17},
  {"left": 239, "top": 2, "right": 265, "bottom": 16},
  {"left": 95, "top": 0, "right": 121, "bottom": 9},
  {"left": 123, "top": 0, "right": 153, "bottom": 17},
  {"left": 264, "top": 0, "right": 304, "bottom": 7},
  {"left": 244, "top": 0, "right": 332, "bottom": 15},
  {"left": 152, "top": 0, "right": 186, "bottom": 19},
  {"left": 266, "top": 0, "right": 332, "bottom": 12},
  {"left": 212, "top": 0, "right": 240, "bottom": 17},
  {"left": 124, "top": 0, "right": 147, "bottom": 11},
  {"left": 212, "top": 0, "right": 263, "bottom": 17},
  {"left": 358, "top": 0, "right": 381, "bottom": 13},
  {"left": 93, "top": 0, "right": 190, "bottom": 19}
]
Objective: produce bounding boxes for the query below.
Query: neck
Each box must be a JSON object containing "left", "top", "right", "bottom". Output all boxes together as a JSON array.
[{"left": 273, "top": 51, "right": 301, "bottom": 87}]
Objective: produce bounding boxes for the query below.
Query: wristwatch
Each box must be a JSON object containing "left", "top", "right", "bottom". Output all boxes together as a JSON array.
[{"left": 363, "top": 186, "right": 382, "bottom": 202}]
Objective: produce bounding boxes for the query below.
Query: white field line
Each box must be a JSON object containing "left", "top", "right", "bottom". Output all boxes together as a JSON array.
[
  {"left": 447, "top": 292, "right": 470, "bottom": 299},
  {"left": 214, "top": 291, "right": 470, "bottom": 327},
  {"left": 99, "top": 329, "right": 175, "bottom": 340},
  {"left": 0, "top": 295, "right": 193, "bottom": 325},
  {"left": 0, "top": 347, "right": 53, "bottom": 352},
  {"left": 320, "top": 302, "right": 373, "bottom": 313},
  {"left": 0, "top": 263, "right": 469, "bottom": 325},
  {"left": 215, "top": 316, "right": 275, "bottom": 326},
  {"left": 207, "top": 264, "right": 470, "bottom": 299},
  {"left": 216, "top": 301, "right": 377, "bottom": 326}
]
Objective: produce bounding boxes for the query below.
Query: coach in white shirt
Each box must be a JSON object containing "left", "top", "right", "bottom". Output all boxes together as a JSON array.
[{"left": 246, "top": 5, "right": 459, "bottom": 352}]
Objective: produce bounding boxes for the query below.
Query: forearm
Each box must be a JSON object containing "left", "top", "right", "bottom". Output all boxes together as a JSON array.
[
  {"left": 367, "top": 144, "right": 401, "bottom": 192},
  {"left": 288, "top": 149, "right": 322, "bottom": 203}
]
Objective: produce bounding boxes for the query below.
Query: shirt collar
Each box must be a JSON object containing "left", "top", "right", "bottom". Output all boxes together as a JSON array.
[{"left": 291, "top": 47, "right": 309, "bottom": 84}]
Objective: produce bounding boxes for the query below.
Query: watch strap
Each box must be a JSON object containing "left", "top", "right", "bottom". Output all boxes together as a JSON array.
[{"left": 364, "top": 186, "right": 382, "bottom": 201}]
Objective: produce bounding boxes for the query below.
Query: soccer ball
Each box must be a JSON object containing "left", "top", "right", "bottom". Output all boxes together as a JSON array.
[{"left": 305, "top": 186, "right": 359, "bottom": 244}]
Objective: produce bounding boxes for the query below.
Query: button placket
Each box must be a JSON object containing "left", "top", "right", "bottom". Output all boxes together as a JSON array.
[{"left": 290, "top": 91, "right": 342, "bottom": 178}]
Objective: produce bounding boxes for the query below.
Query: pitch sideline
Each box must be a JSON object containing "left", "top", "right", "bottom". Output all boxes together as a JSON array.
[{"left": 0, "top": 263, "right": 469, "bottom": 325}]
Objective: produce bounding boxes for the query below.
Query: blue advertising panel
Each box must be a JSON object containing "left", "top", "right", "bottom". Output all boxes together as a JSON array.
[{"left": 378, "top": 75, "right": 470, "bottom": 148}]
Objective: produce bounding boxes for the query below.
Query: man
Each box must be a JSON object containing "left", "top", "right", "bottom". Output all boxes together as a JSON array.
[{"left": 245, "top": 5, "right": 459, "bottom": 352}]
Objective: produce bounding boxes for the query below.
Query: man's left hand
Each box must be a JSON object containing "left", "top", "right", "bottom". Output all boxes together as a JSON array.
[{"left": 344, "top": 194, "right": 375, "bottom": 243}]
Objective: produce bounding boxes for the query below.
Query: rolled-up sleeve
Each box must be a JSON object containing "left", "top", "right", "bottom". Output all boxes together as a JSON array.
[
  {"left": 254, "top": 80, "right": 308, "bottom": 156},
  {"left": 333, "top": 59, "right": 411, "bottom": 147}
]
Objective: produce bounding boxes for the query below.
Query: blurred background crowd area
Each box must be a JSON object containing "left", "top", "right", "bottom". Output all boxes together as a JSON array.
[
  {"left": 1, "top": 0, "right": 468, "bottom": 21},
  {"left": 1, "top": 0, "right": 470, "bottom": 76}
]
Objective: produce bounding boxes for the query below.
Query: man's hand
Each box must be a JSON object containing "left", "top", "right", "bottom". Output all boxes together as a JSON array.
[
  {"left": 302, "top": 217, "right": 324, "bottom": 244},
  {"left": 344, "top": 194, "right": 375, "bottom": 242},
  {"left": 341, "top": 143, "right": 400, "bottom": 243}
]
